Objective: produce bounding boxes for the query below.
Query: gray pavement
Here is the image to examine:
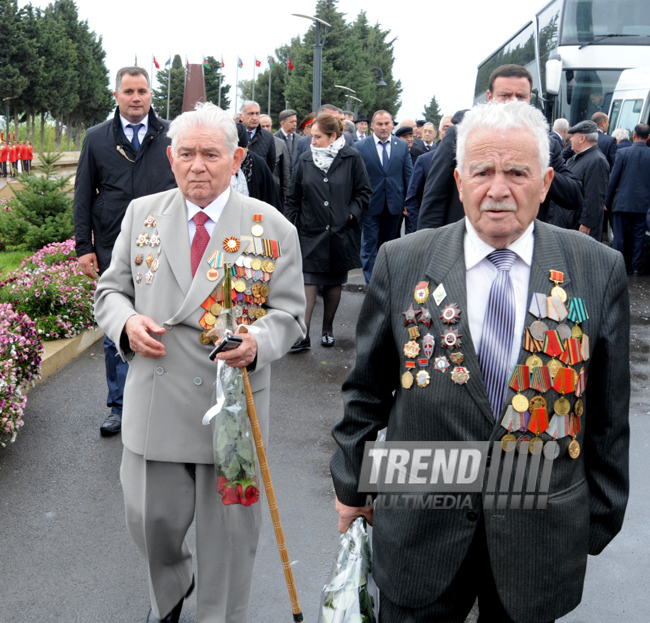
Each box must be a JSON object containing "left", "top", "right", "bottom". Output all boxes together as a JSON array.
[{"left": 1, "top": 277, "right": 649, "bottom": 622}]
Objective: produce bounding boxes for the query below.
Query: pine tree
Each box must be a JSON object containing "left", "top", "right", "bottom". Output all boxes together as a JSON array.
[
  {"left": 204, "top": 56, "right": 231, "bottom": 110},
  {"left": 153, "top": 55, "right": 185, "bottom": 120},
  {"left": 0, "top": 151, "right": 73, "bottom": 250},
  {"left": 422, "top": 95, "right": 442, "bottom": 128}
]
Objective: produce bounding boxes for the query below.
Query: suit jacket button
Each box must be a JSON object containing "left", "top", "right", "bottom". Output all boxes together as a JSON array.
[
  {"left": 324, "top": 201, "right": 329, "bottom": 206},
  {"left": 323, "top": 178, "right": 328, "bottom": 182},
  {"left": 194, "top": 377, "right": 203, "bottom": 386},
  {"left": 155, "top": 367, "right": 165, "bottom": 375},
  {"left": 466, "top": 510, "right": 479, "bottom": 522}
]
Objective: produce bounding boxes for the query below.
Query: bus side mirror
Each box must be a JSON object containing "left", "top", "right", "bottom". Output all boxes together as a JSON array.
[{"left": 546, "top": 59, "right": 562, "bottom": 96}]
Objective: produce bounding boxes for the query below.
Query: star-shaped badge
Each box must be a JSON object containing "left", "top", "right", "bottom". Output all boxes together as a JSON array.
[{"left": 402, "top": 304, "right": 420, "bottom": 327}]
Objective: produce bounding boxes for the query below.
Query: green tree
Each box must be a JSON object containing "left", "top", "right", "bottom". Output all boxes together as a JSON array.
[
  {"left": 422, "top": 95, "right": 442, "bottom": 128},
  {"left": 153, "top": 55, "right": 185, "bottom": 120},
  {"left": 0, "top": 151, "right": 73, "bottom": 251},
  {"left": 0, "top": 0, "right": 33, "bottom": 139},
  {"left": 204, "top": 56, "right": 231, "bottom": 110},
  {"left": 281, "top": 2, "right": 402, "bottom": 119}
]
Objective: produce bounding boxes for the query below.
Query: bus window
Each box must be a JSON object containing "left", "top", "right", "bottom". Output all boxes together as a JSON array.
[
  {"left": 617, "top": 99, "right": 644, "bottom": 134},
  {"left": 610, "top": 100, "right": 622, "bottom": 132}
]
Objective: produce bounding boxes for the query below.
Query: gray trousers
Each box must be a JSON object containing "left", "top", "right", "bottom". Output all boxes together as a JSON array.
[{"left": 121, "top": 448, "right": 262, "bottom": 622}]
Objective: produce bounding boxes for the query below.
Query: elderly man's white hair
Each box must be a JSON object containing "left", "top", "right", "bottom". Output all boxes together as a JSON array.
[
  {"left": 167, "top": 102, "right": 238, "bottom": 156},
  {"left": 456, "top": 102, "right": 550, "bottom": 177},
  {"left": 553, "top": 118, "right": 569, "bottom": 134},
  {"left": 612, "top": 127, "right": 630, "bottom": 142}
]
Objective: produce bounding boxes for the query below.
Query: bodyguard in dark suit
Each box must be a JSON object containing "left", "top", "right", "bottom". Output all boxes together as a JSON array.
[
  {"left": 332, "top": 102, "right": 629, "bottom": 622},
  {"left": 356, "top": 110, "right": 413, "bottom": 284},
  {"left": 274, "top": 108, "right": 298, "bottom": 167},
  {"left": 592, "top": 112, "right": 617, "bottom": 170},
  {"left": 417, "top": 65, "right": 582, "bottom": 231},
  {"left": 606, "top": 123, "right": 650, "bottom": 275},
  {"left": 404, "top": 149, "right": 436, "bottom": 234}
]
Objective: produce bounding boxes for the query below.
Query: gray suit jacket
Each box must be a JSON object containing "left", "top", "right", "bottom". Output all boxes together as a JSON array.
[
  {"left": 331, "top": 220, "right": 629, "bottom": 621},
  {"left": 95, "top": 188, "right": 306, "bottom": 464}
]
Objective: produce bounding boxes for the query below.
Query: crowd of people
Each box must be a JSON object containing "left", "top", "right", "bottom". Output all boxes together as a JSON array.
[
  {"left": 0, "top": 140, "right": 33, "bottom": 177},
  {"left": 72, "top": 62, "right": 634, "bottom": 623}
]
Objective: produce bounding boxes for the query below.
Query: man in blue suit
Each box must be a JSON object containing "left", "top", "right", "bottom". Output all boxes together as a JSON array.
[
  {"left": 606, "top": 123, "right": 650, "bottom": 275},
  {"left": 356, "top": 110, "right": 413, "bottom": 284}
]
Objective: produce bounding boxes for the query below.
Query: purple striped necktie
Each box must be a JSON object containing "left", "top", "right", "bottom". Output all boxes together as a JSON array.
[{"left": 478, "top": 249, "right": 517, "bottom": 419}]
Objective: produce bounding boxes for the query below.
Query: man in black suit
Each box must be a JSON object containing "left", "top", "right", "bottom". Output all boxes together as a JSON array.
[
  {"left": 592, "top": 112, "right": 617, "bottom": 170},
  {"left": 332, "top": 101, "right": 629, "bottom": 623},
  {"left": 550, "top": 118, "right": 568, "bottom": 148},
  {"left": 240, "top": 100, "right": 275, "bottom": 172},
  {"left": 421, "top": 122, "right": 437, "bottom": 152},
  {"left": 606, "top": 123, "right": 650, "bottom": 275},
  {"left": 417, "top": 64, "right": 582, "bottom": 230},
  {"left": 396, "top": 125, "right": 425, "bottom": 166},
  {"left": 274, "top": 108, "right": 298, "bottom": 168}
]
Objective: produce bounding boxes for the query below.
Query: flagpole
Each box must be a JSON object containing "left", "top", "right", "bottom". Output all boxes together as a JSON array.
[
  {"left": 268, "top": 61, "right": 272, "bottom": 116},
  {"left": 150, "top": 56, "right": 153, "bottom": 87},
  {"left": 218, "top": 56, "right": 223, "bottom": 109},
  {"left": 285, "top": 59, "right": 289, "bottom": 109},
  {"left": 235, "top": 56, "right": 239, "bottom": 114},
  {"left": 166, "top": 56, "right": 171, "bottom": 120},
  {"left": 252, "top": 57, "right": 256, "bottom": 101}
]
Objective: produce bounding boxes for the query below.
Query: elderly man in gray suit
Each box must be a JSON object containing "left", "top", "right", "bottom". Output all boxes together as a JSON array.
[
  {"left": 331, "top": 102, "right": 629, "bottom": 622},
  {"left": 95, "top": 102, "right": 306, "bottom": 623}
]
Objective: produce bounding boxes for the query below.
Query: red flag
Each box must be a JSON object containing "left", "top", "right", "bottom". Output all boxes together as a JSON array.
[
  {"left": 153, "top": 56, "right": 160, "bottom": 69},
  {"left": 221, "top": 55, "right": 225, "bottom": 68},
  {"left": 255, "top": 58, "right": 261, "bottom": 67},
  {"left": 186, "top": 57, "right": 189, "bottom": 69},
  {"left": 288, "top": 58, "right": 294, "bottom": 70}
]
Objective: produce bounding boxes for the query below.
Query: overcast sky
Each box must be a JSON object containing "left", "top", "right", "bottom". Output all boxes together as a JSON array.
[{"left": 21, "top": 0, "right": 546, "bottom": 120}]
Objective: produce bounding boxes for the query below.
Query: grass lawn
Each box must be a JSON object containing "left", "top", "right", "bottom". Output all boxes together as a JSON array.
[{"left": 0, "top": 250, "right": 30, "bottom": 275}]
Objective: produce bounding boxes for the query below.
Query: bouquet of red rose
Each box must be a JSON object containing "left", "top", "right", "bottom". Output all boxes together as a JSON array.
[{"left": 204, "top": 346, "right": 260, "bottom": 507}]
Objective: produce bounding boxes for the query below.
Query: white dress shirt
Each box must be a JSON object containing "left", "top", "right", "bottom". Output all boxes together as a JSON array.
[
  {"left": 120, "top": 114, "right": 148, "bottom": 145},
  {"left": 374, "top": 134, "right": 392, "bottom": 162},
  {"left": 464, "top": 217, "right": 534, "bottom": 369},
  {"left": 186, "top": 187, "right": 231, "bottom": 245}
]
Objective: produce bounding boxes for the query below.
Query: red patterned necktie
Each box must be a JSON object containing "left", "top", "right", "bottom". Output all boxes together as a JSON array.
[{"left": 191, "top": 211, "right": 210, "bottom": 277}]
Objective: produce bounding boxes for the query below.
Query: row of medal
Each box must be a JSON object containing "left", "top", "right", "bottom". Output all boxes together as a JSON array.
[
  {"left": 133, "top": 214, "right": 162, "bottom": 285},
  {"left": 400, "top": 281, "right": 470, "bottom": 390},
  {"left": 199, "top": 213, "right": 280, "bottom": 346},
  {"left": 499, "top": 271, "right": 588, "bottom": 459}
]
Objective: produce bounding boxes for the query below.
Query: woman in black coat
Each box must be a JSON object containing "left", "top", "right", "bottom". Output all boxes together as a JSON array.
[{"left": 285, "top": 113, "right": 371, "bottom": 349}]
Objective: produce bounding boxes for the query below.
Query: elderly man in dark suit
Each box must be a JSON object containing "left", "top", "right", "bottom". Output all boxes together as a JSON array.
[
  {"left": 592, "top": 112, "right": 617, "bottom": 169},
  {"left": 606, "top": 123, "right": 650, "bottom": 275},
  {"left": 274, "top": 108, "right": 298, "bottom": 168},
  {"left": 332, "top": 101, "right": 629, "bottom": 623},
  {"left": 417, "top": 64, "right": 582, "bottom": 230},
  {"left": 356, "top": 110, "right": 413, "bottom": 284},
  {"left": 240, "top": 100, "right": 275, "bottom": 172}
]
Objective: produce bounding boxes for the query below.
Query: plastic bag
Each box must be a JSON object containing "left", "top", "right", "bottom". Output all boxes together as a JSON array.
[
  {"left": 203, "top": 351, "right": 260, "bottom": 507},
  {"left": 318, "top": 518, "right": 379, "bottom": 623}
]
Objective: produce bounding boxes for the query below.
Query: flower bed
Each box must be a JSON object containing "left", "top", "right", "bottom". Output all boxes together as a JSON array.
[
  {"left": 0, "top": 239, "right": 96, "bottom": 340},
  {"left": 0, "top": 239, "right": 96, "bottom": 445},
  {"left": 0, "top": 303, "right": 42, "bottom": 446}
]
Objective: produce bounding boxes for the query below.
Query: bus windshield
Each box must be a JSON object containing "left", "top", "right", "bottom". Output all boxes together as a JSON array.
[
  {"left": 556, "top": 69, "right": 623, "bottom": 125},
  {"left": 561, "top": 0, "right": 650, "bottom": 45}
]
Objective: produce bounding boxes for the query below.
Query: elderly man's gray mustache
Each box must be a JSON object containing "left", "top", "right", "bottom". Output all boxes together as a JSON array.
[{"left": 480, "top": 199, "right": 517, "bottom": 212}]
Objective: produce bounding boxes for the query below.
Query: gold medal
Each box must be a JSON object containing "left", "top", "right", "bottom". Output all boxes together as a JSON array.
[
  {"left": 255, "top": 308, "right": 267, "bottom": 319},
  {"left": 571, "top": 324, "right": 583, "bottom": 339},
  {"left": 210, "top": 303, "right": 222, "bottom": 315},
  {"left": 529, "top": 437, "right": 543, "bottom": 455},
  {"left": 199, "top": 330, "right": 212, "bottom": 345},
  {"left": 416, "top": 369, "right": 430, "bottom": 387},
  {"left": 402, "top": 370, "right": 414, "bottom": 389},
  {"left": 260, "top": 284, "right": 270, "bottom": 297},
  {"left": 550, "top": 285, "right": 567, "bottom": 302},
  {"left": 251, "top": 257, "right": 263, "bottom": 271},
  {"left": 501, "top": 433, "right": 517, "bottom": 451},
  {"left": 251, "top": 224, "right": 264, "bottom": 237},
  {"left": 554, "top": 396, "right": 571, "bottom": 416},
  {"left": 512, "top": 394, "right": 529, "bottom": 413},
  {"left": 203, "top": 312, "right": 216, "bottom": 326},
  {"left": 234, "top": 279, "right": 247, "bottom": 293},
  {"left": 568, "top": 438, "right": 580, "bottom": 459},
  {"left": 525, "top": 354, "right": 543, "bottom": 368},
  {"left": 547, "top": 357, "right": 562, "bottom": 380},
  {"left": 264, "top": 260, "right": 275, "bottom": 273},
  {"left": 206, "top": 268, "right": 220, "bottom": 281},
  {"left": 404, "top": 341, "right": 420, "bottom": 358},
  {"left": 251, "top": 283, "right": 262, "bottom": 297},
  {"left": 574, "top": 398, "right": 584, "bottom": 418}
]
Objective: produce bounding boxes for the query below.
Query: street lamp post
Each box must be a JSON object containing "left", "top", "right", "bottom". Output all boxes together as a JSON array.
[
  {"left": 371, "top": 67, "right": 387, "bottom": 87},
  {"left": 292, "top": 14, "right": 331, "bottom": 113},
  {"left": 334, "top": 84, "right": 356, "bottom": 111},
  {"left": 349, "top": 95, "right": 363, "bottom": 117}
]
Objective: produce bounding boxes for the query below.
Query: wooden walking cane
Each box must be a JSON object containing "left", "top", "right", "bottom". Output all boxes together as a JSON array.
[{"left": 239, "top": 330, "right": 304, "bottom": 621}]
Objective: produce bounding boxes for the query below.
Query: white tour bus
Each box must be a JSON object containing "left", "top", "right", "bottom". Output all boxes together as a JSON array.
[{"left": 473, "top": 0, "right": 650, "bottom": 130}]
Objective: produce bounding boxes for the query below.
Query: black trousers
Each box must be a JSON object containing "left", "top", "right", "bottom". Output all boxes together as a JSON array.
[{"left": 379, "top": 518, "right": 554, "bottom": 623}]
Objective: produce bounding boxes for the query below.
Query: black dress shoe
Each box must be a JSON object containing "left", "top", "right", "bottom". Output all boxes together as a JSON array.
[
  {"left": 321, "top": 332, "right": 335, "bottom": 347},
  {"left": 100, "top": 413, "right": 122, "bottom": 437},
  {"left": 290, "top": 337, "right": 311, "bottom": 352},
  {"left": 146, "top": 576, "right": 195, "bottom": 623}
]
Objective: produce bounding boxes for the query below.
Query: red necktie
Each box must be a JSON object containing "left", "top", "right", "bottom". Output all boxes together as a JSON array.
[{"left": 191, "top": 211, "right": 210, "bottom": 277}]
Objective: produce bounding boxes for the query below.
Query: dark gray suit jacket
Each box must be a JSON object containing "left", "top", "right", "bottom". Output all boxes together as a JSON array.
[{"left": 331, "top": 220, "right": 629, "bottom": 621}]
